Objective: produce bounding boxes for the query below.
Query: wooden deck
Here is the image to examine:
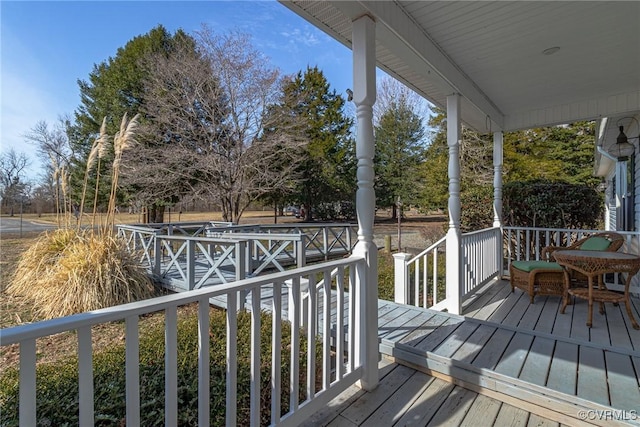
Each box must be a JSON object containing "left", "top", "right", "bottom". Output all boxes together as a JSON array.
[{"left": 307, "top": 279, "right": 640, "bottom": 426}]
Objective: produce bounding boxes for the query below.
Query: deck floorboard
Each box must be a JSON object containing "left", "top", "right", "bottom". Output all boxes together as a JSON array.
[
  {"left": 309, "top": 278, "right": 640, "bottom": 425},
  {"left": 215, "top": 277, "right": 640, "bottom": 426}
]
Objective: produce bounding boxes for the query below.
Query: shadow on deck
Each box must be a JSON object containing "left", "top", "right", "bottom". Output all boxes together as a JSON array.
[{"left": 307, "top": 279, "right": 640, "bottom": 426}]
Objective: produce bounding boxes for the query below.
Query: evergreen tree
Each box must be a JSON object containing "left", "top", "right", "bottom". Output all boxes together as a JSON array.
[
  {"left": 374, "top": 99, "right": 426, "bottom": 218},
  {"left": 70, "top": 25, "right": 195, "bottom": 217},
  {"left": 419, "top": 106, "right": 599, "bottom": 228},
  {"left": 277, "top": 66, "right": 354, "bottom": 221}
]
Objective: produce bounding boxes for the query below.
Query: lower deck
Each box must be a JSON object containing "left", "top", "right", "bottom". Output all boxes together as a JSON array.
[{"left": 309, "top": 279, "right": 640, "bottom": 426}]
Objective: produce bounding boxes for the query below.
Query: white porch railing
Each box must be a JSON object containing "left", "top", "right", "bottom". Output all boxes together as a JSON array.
[
  {"left": 0, "top": 256, "right": 366, "bottom": 427},
  {"left": 394, "top": 226, "right": 640, "bottom": 310},
  {"left": 152, "top": 235, "right": 247, "bottom": 290},
  {"left": 503, "top": 226, "right": 640, "bottom": 292},
  {"left": 117, "top": 223, "right": 357, "bottom": 291},
  {"left": 461, "top": 227, "right": 502, "bottom": 296},
  {"left": 393, "top": 236, "right": 447, "bottom": 311},
  {"left": 393, "top": 226, "right": 503, "bottom": 310}
]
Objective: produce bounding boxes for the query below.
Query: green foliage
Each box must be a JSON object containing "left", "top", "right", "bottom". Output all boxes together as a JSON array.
[
  {"left": 418, "top": 109, "right": 449, "bottom": 210},
  {"left": 275, "top": 66, "right": 355, "bottom": 220},
  {"left": 374, "top": 99, "right": 426, "bottom": 215},
  {"left": 503, "top": 181, "right": 603, "bottom": 229},
  {"left": 418, "top": 107, "right": 601, "bottom": 227},
  {"left": 377, "top": 252, "right": 395, "bottom": 301},
  {"left": 460, "top": 184, "right": 494, "bottom": 232},
  {"left": 70, "top": 25, "right": 195, "bottom": 214},
  {"left": 0, "top": 310, "right": 319, "bottom": 426},
  {"left": 377, "top": 251, "right": 447, "bottom": 304},
  {"left": 504, "top": 122, "right": 599, "bottom": 186}
]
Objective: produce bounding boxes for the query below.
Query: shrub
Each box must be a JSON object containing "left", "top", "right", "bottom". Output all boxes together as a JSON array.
[
  {"left": 504, "top": 181, "right": 603, "bottom": 229},
  {"left": 0, "top": 309, "right": 320, "bottom": 426},
  {"left": 377, "top": 252, "right": 395, "bottom": 301},
  {"left": 6, "top": 229, "right": 157, "bottom": 320},
  {"left": 460, "top": 184, "right": 494, "bottom": 232}
]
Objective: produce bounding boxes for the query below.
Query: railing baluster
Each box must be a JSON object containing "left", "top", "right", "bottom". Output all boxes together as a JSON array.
[
  {"left": 198, "top": 299, "right": 210, "bottom": 427},
  {"left": 322, "top": 269, "right": 331, "bottom": 388},
  {"left": 125, "top": 316, "right": 140, "bottom": 427},
  {"left": 430, "top": 252, "right": 435, "bottom": 306},
  {"left": 165, "top": 307, "right": 178, "bottom": 427},
  {"left": 250, "top": 286, "right": 261, "bottom": 426},
  {"left": 78, "top": 326, "right": 94, "bottom": 426},
  {"left": 271, "top": 281, "right": 282, "bottom": 424},
  {"left": 186, "top": 239, "right": 195, "bottom": 290},
  {"left": 290, "top": 277, "right": 300, "bottom": 411},
  {"left": 423, "top": 254, "right": 428, "bottom": 308},
  {"left": 348, "top": 267, "right": 356, "bottom": 372},
  {"left": 336, "top": 266, "right": 345, "bottom": 380},
  {"left": 19, "top": 338, "right": 36, "bottom": 426},
  {"left": 414, "top": 257, "right": 420, "bottom": 307},
  {"left": 226, "top": 293, "right": 238, "bottom": 426},
  {"left": 307, "top": 274, "right": 317, "bottom": 400}
]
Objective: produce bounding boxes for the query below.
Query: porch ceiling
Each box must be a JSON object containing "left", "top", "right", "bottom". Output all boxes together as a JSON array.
[{"left": 279, "top": 1, "right": 640, "bottom": 134}]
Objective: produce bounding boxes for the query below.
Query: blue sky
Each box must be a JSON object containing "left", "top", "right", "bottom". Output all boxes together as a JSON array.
[{"left": 1, "top": 0, "right": 357, "bottom": 178}]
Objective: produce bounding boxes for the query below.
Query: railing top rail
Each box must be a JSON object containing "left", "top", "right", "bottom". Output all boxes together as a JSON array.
[
  {"left": 206, "top": 232, "right": 304, "bottom": 241},
  {"left": 156, "top": 235, "right": 245, "bottom": 244},
  {"left": 461, "top": 226, "right": 500, "bottom": 237},
  {"left": 116, "top": 224, "right": 160, "bottom": 232},
  {"left": 260, "top": 223, "right": 358, "bottom": 228},
  {"left": 408, "top": 235, "right": 447, "bottom": 264},
  {"left": 503, "top": 226, "right": 640, "bottom": 237},
  {"left": 0, "top": 255, "right": 365, "bottom": 346}
]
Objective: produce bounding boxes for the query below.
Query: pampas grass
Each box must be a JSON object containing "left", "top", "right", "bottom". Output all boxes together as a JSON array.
[
  {"left": 7, "top": 229, "right": 156, "bottom": 320},
  {"left": 8, "top": 112, "right": 157, "bottom": 319}
]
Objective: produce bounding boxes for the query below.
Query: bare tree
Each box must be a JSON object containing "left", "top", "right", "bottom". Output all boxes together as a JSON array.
[
  {"left": 23, "top": 116, "right": 74, "bottom": 218},
  {"left": 124, "top": 27, "right": 305, "bottom": 223},
  {"left": 0, "top": 149, "right": 30, "bottom": 215},
  {"left": 374, "top": 76, "right": 429, "bottom": 127}
]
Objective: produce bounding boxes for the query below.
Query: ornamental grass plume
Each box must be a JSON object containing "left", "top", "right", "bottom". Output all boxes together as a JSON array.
[
  {"left": 105, "top": 112, "right": 140, "bottom": 232},
  {"left": 92, "top": 118, "right": 110, "bottom": 228},
  {"left": 6, "top": 229, "right": 156, "bottom": 320},
  {"left": 79, "top": 117, "right": 108, "bottom": 230},
  {"left": 8, "top": 112, "right": 157, "bottom": 320}
]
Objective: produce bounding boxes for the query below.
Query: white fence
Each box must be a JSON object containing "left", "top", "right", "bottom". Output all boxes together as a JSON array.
[
  {"left": 0, "top": 256, "right": 366, "bottom": 426},
  {"left": 393, "top": 226, "right": 640, "bottom": 309},
  {"left": 117, "top": 223, "right": 358, "bottom": 291},
  {"left": 461, "top": 227, "right": 502, "bottom": 295},
  {"left": 503, "top": 226, "right": 640, "bottom": 292},
  {"left": 393, "top": 236, "right": 447, "bottom": 310}
]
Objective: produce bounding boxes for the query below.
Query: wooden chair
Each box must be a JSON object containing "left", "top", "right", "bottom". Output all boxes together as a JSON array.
[{"left": 509, "top": 232, "right": 624, "bottom": 303}]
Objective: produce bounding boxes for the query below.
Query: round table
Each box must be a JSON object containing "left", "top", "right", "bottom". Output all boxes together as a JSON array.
[{"left": 553, "top": 250, "right": 640, "bottom": 329}]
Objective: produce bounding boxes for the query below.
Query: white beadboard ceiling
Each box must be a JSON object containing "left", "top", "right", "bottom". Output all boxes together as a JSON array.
[{"left": 279, "top": 0, "right": 640, "bottom": 137}]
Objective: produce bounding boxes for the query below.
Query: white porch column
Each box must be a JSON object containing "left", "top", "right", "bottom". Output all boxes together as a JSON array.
[
  {"left": 446, "top": 94, "right": 462, "bottom": 315},
  {"left": 493, "top": 131, "right": 503, "bottom": 227},
  {"left": 351, "top": 14, "right": 378, "bottom": 391}
]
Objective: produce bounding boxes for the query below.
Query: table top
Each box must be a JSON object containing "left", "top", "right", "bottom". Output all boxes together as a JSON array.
[{"left": 553, "top": 250, "right": 640, "bottom": 276}]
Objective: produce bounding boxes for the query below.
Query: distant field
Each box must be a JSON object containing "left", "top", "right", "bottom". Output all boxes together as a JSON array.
[{"left": 4, "top": 209, "right": 301, "bottom": 226}]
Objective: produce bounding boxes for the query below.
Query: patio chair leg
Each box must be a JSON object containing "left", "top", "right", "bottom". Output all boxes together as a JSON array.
[
  {"left": 625, "top": 300, "right": 640, "bottom": 330},
  {"left": 560, "top": 296, "right": 569, "bottom": 314},
  {"left": 598, "top": 301, "right": 605, "bottom": 315},
  {"left": 529, "top": 294, "right": 535, "bottom": 304}
]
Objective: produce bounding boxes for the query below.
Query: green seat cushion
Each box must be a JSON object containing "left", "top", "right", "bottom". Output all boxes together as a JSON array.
[
  {"left": 579, "top": 236, "right": 612, "bottom": 251},
  {"left": 512, "top": 260, "right": 563, "bottom": 272}
]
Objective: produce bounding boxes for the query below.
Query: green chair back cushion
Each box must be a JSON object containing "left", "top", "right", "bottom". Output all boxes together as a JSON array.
[
  {"left": 579, "top": 236, "right": 611, "bottom": 251},
  {"left": 512, "top": 260, "right": 563, "bottom": 272}
]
